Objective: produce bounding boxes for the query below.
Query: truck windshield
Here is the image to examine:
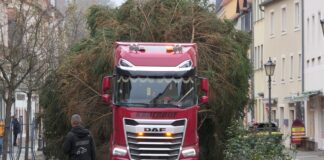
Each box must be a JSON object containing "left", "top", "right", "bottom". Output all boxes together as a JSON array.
[{"left": 115, "top": 76, "right": 196, "bottom": 108}]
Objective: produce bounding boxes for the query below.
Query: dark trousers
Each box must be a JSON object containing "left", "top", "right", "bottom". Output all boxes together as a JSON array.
[{"left": 13, "top": 133, "right": 18, "bottom": 146}]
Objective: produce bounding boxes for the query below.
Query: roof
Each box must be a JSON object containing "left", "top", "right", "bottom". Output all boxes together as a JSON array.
[
  {"left": 114, "top": 42, "right": 197, "bottom": 68},
  {"left": 260, "top": 0, "right": 281, "bottom": 7}
]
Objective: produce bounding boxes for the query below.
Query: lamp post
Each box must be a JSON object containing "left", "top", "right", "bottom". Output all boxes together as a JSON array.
[
  {"left": 264, "top": 57, "right": 276, "bottom": 135},
  {"left": 321, "top": 19, "right": 324, "bottom": 35}
]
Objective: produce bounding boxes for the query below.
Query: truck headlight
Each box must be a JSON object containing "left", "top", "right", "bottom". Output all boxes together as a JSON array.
[
  {"left": 178, "top": 60, "right": 192, "bottom": 68},
  {"left": 112, "top": 147, "right": 127, "bottom": 156},
  {"left": 182, "top": 148, "right": 196, "bottom": 158},
  {"left": 119, "top": 59, "right": 134, "bottom": 67}
]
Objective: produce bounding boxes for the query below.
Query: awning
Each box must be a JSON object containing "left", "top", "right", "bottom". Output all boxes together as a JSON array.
[{"left": 284, "top": 90, "right": 322, "bottom": 103}]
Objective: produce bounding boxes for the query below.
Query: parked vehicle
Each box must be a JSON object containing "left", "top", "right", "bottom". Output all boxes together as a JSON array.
[{"left": 249, "top": 122, "right": 279, "bottom": 132}]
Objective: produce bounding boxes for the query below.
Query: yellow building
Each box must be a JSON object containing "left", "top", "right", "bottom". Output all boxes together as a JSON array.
[{"left": 217, "top": 0, "right": 252, "bottom": 20}]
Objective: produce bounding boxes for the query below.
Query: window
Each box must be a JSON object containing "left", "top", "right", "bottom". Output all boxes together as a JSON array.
[
  {"left": 261, "top": 45, "right": 263, "bottom": 68},
  {"left": 254, "top": 47, "right": 257, "bottom": 69},
  {"left": 290, "top": 110, "right": 295, "bottom": 121},
  {"left": 298, "top": 54, "right": 302, "bottom": 78},
  {"left": 256, "top": 0, "right": 260, "bottom": 20},
  {"left": 312, "top": 15, "right": 315, "bottom": 43},
  {"left": 258, "top": 46, "right": 261, "bottom": 68},
  {"left": 270, "top": 11, "right": 275, "bottom": 36},
  {"left": 281, "top": 57, "right": 285, "bottom": 81},
  {"left": 261, "top": 0, "right": 265, "bottom": 18},
  {"left": 282, "top": 7, "right": 287, "bottom": 33},
  {"left": 254, "top": 0, "right": 265, "bottom": 22},
  {"left": 319, "top": 12, "right": 322, "bottom": 39},
  {"left": 321, "top": 110, "right": 324, "bottom": 138},
  {"left": 294, "top": 2, "right": 300, "bottom": 28},
  {"left": 289, "top": 110, "right": 295, "bottom": 128},
  {"left": 318, "top": 56, "right": 322, "bottom": 64},
  {"left": 273, "top": 59, "right": 277, "bottom": 83},
  {"left": 254, "top": 45, "right": 264, "bottom": 70},
  {"left": 16, "top": 94, "right": 25, "bottom": 101},
  {"left": 115, "top": 76, "right": 197, "bottom": 108},
  {"left": 272, "top": 110, "right": 277, "bottom": 124},
  {"left": 307, "top": 18, "right": 310, "bottom": 44},
  {"left": 280, "top": 107, "right": 284, "bottom": 127},
  {"left": 290, "top": 55, "right": 293, "bottom": 79},
  {"left": 241, "top": 15, "right": 246, "bottom": 31}
]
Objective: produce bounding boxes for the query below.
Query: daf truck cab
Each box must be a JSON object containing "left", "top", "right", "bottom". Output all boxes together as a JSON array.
[{"left": 102, "top": 42, "right": 209, "bottom": 160}]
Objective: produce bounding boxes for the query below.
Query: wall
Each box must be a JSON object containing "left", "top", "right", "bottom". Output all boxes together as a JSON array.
[
  {"left": 304, "top": 0, "right": 324, "bottom": 150},
  {"left": 263, "top": 0, "right": 302, "bottom": 146}
]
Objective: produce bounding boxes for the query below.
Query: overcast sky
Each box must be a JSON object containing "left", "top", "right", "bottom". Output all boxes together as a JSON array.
[{"left": 111, "top": 0, "right": 126, "bottom": 6}]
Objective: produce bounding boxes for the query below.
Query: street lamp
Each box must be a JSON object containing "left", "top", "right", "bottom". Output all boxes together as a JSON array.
[
  {"left": 264, "top": 57, "right": 276, "bottom": 135},
  {"left": 321, "top": 19, "right": 324, "bottom": 35}
]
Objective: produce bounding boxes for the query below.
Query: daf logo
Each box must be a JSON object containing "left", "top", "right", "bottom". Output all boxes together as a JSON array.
[{"left": 144, "top": 128, "right": 166, "bottom": 132}]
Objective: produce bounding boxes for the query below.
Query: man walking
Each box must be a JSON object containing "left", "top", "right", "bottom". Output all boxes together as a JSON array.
[
  {"left": 63, "top": 114, "right": 96, "bottom": 160},
  {"left": 12, "top": 115, "right": 20, "bottom": 146}
]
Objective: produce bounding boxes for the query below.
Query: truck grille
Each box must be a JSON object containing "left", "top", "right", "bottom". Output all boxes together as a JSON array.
[{"left": 124, "top": 119, "right": 186, "bottom": 160}]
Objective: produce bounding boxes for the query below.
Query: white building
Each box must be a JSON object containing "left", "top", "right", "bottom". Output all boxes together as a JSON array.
[{"left": 303, "top": 0, "right": 324, "bottom": 150}]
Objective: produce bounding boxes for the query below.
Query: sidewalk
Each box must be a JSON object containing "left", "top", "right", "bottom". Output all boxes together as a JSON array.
[
  {"left": 0, "top": 137, "right": 45, "bottom": 160},
  {"left": 14, "top": 147, "right": 45, "bottom": 160},
  {"left": 14, "top": 136, "right": 45, "bottom": 160},
  {"left": 290, "top": 150, "right": 324, "bottom": 160}
]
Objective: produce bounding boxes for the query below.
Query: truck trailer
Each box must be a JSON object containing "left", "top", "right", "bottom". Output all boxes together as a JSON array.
[{"left": 102, "top": 42, "right": 209, "bottom": 160}]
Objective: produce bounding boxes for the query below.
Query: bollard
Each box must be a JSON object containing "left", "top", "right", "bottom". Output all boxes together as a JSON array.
[
  {"left": 0, "top": 120, "right": 4, "bottom": 155},
  {"left": 37, "top": 137, "right": 43, "bottom": 151}
]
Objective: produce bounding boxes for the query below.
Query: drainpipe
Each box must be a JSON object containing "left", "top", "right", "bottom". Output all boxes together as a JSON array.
[
  {"left": 251, "top": 3, "right": 255, "bottom": 123},
  {"left": 301, "top": 0, "right": 305, "bottom": 93},
  {"left": 301, "top": 0, "right": 308, "bottom": 137}
]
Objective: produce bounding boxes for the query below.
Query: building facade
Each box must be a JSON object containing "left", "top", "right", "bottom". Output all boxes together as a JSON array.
[
  {"left": 0, "top": 0, "right": 57, "bottom": 126},
  {"left": 259, "top": 0, "right": 302, "bottom": 146},
  {"left": 303, "top": 0, "right": 324, "bottom": 150},
  {"left": 252, "top": 0, "right": 266, "bottom": 124}
]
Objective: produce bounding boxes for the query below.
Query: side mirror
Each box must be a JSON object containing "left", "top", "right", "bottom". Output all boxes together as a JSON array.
[
  {"left": 102, "top": 76, "right": 112, "bottom": 104},
  {"left": 102, "top": 94, "right": 112, "bottom": 104},
  {"left": 199, "top": 78, "right": 209, "bottom": 104},
  {"left": 200, "top": 78, "right": 209, "bottom": 93},
  {"left": 102, "top": 76, "right": 111, "bottom": 93},
  {"left": 199, "top": 96, "right": 209, "bottom": 104}
]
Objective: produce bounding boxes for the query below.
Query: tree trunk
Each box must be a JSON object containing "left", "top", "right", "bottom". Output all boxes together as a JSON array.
[
  {"left": 25, "top": 91, "right": 32, "bottom": 160},
  {"left": 2, "top": 89, "right": 14, "bottom": 160}
]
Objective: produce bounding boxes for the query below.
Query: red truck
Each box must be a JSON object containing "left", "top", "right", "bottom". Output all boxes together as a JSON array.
[{"left": 102, "top": 42, "right": 209, "bottom": 160}]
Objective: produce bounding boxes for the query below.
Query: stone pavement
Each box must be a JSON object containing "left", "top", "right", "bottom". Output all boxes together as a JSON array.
[
  {"left": 291, "top": 150, "right": 324, "bottom": 160},
  {"left": 0, "top": 146, "right": 45, "bottom": 160}
]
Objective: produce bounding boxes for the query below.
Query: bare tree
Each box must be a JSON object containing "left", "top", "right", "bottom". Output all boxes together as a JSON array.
[
  {"left": 0, "top": 1, "right": 63, "bottom": 159},
  {"left": 24, "top": 12, "right": 65, "bottom": 159},
  {"left": 63, "top": 3, "right": 88, "bottom": 49}
]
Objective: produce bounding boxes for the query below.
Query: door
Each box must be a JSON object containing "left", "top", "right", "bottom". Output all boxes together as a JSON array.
[{"left": 321, "top": 109, "right": 324, "bottom": 149}]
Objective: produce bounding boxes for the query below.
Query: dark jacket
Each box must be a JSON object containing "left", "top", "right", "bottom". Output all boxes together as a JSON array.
[
  {"left": 63, "top": 125, "right": 96, "bottom": 160},
  {"left": 12, "top": 118, "right": 21, "bottom": 134}
]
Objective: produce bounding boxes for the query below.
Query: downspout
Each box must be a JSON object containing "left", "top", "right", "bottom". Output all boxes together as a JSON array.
[
  {"left": 301, "top": 0, "right": 305, "bottom": 93},
  {"left": 250, "top": 3, "right": 255, "bottom": 122},
  {"left": 301, "top": 0, "right": 308, "bottom": 137}
]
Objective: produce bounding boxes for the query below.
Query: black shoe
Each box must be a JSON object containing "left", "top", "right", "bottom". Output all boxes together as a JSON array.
[{"left": 13, "top": 144, "right": 17, "bottom": 146}]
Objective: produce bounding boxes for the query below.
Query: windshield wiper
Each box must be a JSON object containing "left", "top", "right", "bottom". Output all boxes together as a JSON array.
[{"left": 177, "top": 87, "right": 194, "bottom": 104}]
